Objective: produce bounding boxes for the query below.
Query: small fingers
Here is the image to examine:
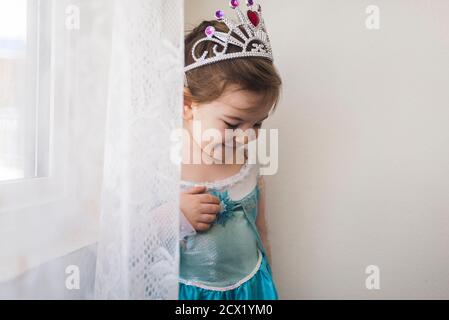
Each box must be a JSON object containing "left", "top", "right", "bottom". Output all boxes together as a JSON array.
[
  {"left": 184, "top": 185, "right": 206, "bottom": 195},
  {"left": 197, "top": 213, "right": 217, "bottom": 224},
  {"left": 199, "top": 194, "right": 220, "bottom": 204},
  {"left": 201, "top": 203, "right": 221, "bottom": 214},
  {"left": 195, "top": 222, "right": 212, "bottom": 232}
]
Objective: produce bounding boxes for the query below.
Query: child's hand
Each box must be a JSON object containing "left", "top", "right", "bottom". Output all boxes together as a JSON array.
[{"left": 180, "top": 186, "right": 221, "bottom": 232}]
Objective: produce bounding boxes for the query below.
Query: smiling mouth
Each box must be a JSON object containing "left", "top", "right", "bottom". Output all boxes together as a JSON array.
[{"left": 223, "top": 141, "right": 246, "bottom": 149}]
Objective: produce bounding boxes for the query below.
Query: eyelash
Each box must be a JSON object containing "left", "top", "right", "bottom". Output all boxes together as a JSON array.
[
  {"left": 224, "top": 121, "right": 239, "bottom": 129},
  {"left": 224, "top": 121, "right": 263, "bottom": 129}
]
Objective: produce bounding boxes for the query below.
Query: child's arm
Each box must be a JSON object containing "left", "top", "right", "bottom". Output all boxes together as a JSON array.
[{"left": 256, "top": 176, "right": 273, "bottom": 265}]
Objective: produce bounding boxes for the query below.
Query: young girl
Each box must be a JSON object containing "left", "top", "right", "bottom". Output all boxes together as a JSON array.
[{"left": 179, "top": 1, "right": 282, "bottom": 300}]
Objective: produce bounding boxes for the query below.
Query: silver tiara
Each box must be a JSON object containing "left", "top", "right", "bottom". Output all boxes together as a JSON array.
[{"left": 184, "top": 0, "right": 273, "bottom": 85}]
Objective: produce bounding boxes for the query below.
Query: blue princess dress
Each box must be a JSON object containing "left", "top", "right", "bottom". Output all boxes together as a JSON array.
[{"left": 178, "top": 163, "right": 279, "bottom": 300}]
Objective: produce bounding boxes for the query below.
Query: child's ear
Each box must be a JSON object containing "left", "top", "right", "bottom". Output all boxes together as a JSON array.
[{"left": 183, "top": 87, "right": 194, "bottom": 121}]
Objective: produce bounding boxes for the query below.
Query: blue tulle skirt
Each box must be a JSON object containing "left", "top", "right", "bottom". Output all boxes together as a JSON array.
[{"left": 179, "top": 251, "right": 279, "bottom": 300}]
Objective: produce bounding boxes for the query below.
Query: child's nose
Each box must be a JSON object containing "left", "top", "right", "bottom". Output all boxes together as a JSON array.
[{"left": 234, "top": 130, "right": 257, "bottom": 145}]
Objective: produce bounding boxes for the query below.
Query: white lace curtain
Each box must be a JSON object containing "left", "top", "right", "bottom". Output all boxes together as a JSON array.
[
  {"left": 0, "top": 0, "right": 183, "bottom": 299},
  {"left": 94, "top": 0, "right": 183, "bottom": 299}
]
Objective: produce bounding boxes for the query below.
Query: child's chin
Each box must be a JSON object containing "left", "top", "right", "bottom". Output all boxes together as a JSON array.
[{"left": 208, "top": 145, "right": 246, "bottom": 164}]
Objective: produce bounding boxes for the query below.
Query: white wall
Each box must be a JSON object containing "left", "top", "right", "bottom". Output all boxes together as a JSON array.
[{"left": 186, "top": 0, "right": 449, "bottom": 299}]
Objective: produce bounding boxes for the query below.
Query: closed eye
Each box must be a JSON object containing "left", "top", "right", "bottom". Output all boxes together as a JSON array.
[{"left": 224, "top": 121, "right": 239, "bottom": 129}]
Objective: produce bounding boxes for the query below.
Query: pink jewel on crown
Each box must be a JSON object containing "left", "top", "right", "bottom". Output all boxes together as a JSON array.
[
  {"left": 205, "top": 26, "right": 216, "bottom": 38},
  {"left": 230, "top": 0, "right": 239, "bottom": 9},
  {"left": 184, "top": 0, "right": 273, "bottom": 74}
]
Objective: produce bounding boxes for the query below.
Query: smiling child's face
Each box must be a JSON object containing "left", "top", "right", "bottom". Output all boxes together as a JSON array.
[{"left": 184, "top": 84, "right": 272, "bottom": 163}]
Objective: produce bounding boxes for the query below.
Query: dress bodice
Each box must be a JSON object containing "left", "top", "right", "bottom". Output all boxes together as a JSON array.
[{"left": 179, "top": 163, "right": 266, "bottom": 288}]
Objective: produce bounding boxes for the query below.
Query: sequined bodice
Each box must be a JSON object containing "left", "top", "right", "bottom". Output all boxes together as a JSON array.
[{"left": 179, "top": 163, "right": 265, "bottom": 287}]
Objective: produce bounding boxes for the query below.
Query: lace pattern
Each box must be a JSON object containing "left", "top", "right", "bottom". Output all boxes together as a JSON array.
[
  {"left": 180, "top": 162, "right": 254, "bottom": 191},
  {"left": 94, "top": 0, "right": 183, "bottom": 300}
]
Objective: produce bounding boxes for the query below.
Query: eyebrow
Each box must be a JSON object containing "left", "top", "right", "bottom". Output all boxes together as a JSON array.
[{"left": 224, "top": 115, "right": 269, "bottom": 123}]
